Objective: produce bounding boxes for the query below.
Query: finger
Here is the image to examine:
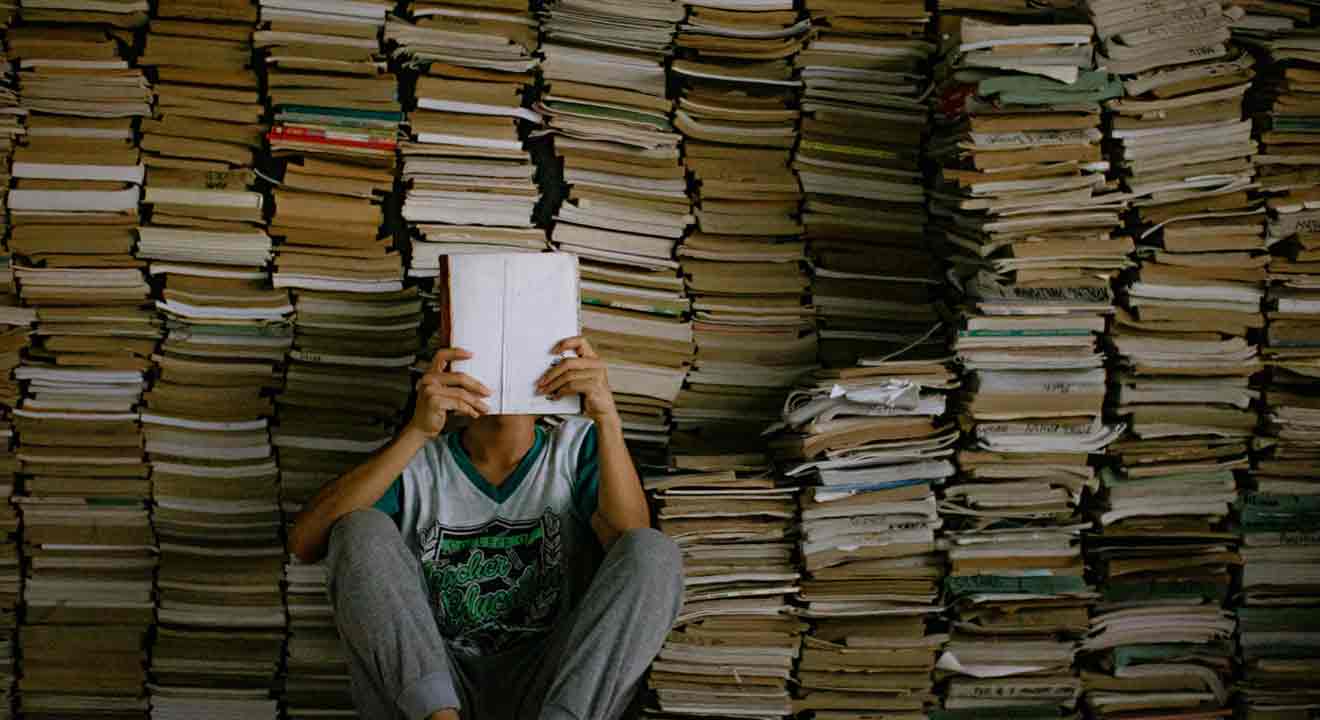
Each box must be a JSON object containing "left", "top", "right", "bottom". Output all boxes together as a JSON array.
[
  {"left": 541, "top": 370, "right": 600, "bottom": 397},
  {"left": 430, "top": 347, "right": 473, "bottom": 371},
  {"left": 429, "top": 392, "right": 481, "bottom": 419},
  {"left": 548, "top": 378, "right": 597, "bottom": 400},
  {"left": 420, "top": 371, "right": 491, "bottom": 397},
  {"left": 434, "top": 386, "right": 491, "bottom": 415},
  {"left": 536, "top": 358, "right": 603, "bottom": 389},
  {"left": 552, "top": 336, "right": 597, "bottom": 359}
]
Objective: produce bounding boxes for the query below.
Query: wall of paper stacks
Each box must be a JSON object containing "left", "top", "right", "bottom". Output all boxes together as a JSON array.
[{"left": 0, "top": 0, "right": 1313, "bottom": 718}]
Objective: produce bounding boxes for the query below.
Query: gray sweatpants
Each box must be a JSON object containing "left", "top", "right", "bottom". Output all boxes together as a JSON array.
[{"left": 326, "top": 509, "right": 683, "bottom": 720}]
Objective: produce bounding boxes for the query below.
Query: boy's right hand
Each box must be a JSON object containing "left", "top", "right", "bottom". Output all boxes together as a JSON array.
[{"left": 407, "top": 347, "right": 492, "bottom": 438}]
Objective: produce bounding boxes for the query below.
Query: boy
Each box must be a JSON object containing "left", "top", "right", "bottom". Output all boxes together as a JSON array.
[{"left": 289, "top": 336, "right": 683, "bottom": 720}]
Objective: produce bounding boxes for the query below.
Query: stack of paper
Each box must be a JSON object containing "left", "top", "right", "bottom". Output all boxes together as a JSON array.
[
  {"left": 797, "top": 0, "right": 941, "bottom": 367},
  {"left": 255, "top": 0, "right": 403, "bottom": 294},
  {"left": 1090, "top": 0, "right": 1266, "bottom": 461},
  {"left": 1082, "top": 439, "right": 1242, "bottom": 720},
  {"left": 6, "top": 19, "right": 156, "bottom": 719},
  {"left": 0, "top": 302, "right": 26, "bottom": 720},
  {"left": 538, "top": 0, "right": 692, "bottom": 464},
  {"left": 138, "top": 241, "right": 287, "bottom": 714},
  {"left": 929, "top": 14, "right": 1127, "bottom": 469},
  {"left": 0, "top": 26, "right": 22, "bottom": 712},
  {"left": 642, "top": 455, "right": 803, "bottom": 720},
  {"left": 1236, "top": 493, "right": 1320, "bottom": 716},
  {"left": 283, "top": 556, "right": 355, "bottom": 720},
  {"left": 1102, "top": 44, "right": 1265, "bottom": 448},
  {"left": 272, "top": 288, "right": 420, "bottom": 521},
  {"left": 770, "top": 358, "right": 956, "bottom": 717},
  {"left": 138, "top": 0, "right": 264, "bottom": 229},
  {"left": 937, "top": 574, "right": 1091, "bottom": 719},
  {"left": 148, "top": 627, "right": 282, "bottom": 720},
  {"left": 388, "top": 0, "right": 544, "bottom": 277}
]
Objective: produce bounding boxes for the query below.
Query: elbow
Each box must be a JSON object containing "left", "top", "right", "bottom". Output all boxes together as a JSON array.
[{"left": 287, "top": 517, "right": 324, "bottom": 565}]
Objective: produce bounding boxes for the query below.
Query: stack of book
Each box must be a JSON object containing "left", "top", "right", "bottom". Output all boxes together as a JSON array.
[
  {"left": 1235, "top": 21, "right": 1320, "bottom": 718},
  {"left": 138, "top": 0, "right": 264, "bottom": 221},
  {"left": 255, "top": 1, "right": 416, "bottom": 544},
  {"left": 388, "top": 0, "right": 545, "bottom": 278},
  {"left": 539, "top": 0, "right": 692, "bottom": 464},
  {"left": 272, "top": 288, "right": 421, "bottom": 527},
  {"left": 254, "top": 0, "right": 402, "bottom": 294},
  {"left": 797, "top": 0, "right": 940, "bottom": 367},
  {"left": 927, "top": 17, "right": 1129, "bottom": 716},
  {"left": 769, "top": 357, "right": 957, "bottom": 718},
  {"left": 6, "top": 20, "right": 157, "bottom": 720},
  {"left": 1236, "top": 492, "right": 1320, "bottom": 716},
  {"left": 1081, "top": 440, "right": 1242, "bottom": 720},
  {"left": 283, "top": 555, "right": 355, "bottom": 720},
  {"left": 929, "top": 15, "right": 1127, "bottom": 489},
  {"left": 0, "top": 294, "right": 27, "bottom": 720},
  {"left": 1101, "top": 50, "right": 1264, "bottom": 457},
  {"left": 669, "top": 1, "right": 816, "bottom": 444},
  {"left": 0, "top": 19, "right": 20, "bottom": 718},
  {"left": 137, "top": 219, "right": 287, "bottom": 718},
  {"left": 642, "top": 454, "right": 803, "bottom": 719}
]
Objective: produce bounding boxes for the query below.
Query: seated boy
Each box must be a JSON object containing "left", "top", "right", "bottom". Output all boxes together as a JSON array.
[{"left": 289, "top": 336, "right": 683, "bottom": 720}]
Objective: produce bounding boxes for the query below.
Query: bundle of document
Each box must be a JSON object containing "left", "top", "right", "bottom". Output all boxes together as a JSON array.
[
  {"left": 272, "top": 288, "right": 420, "bottom": 521},
  {"left": 538, "top": 0, "right": 693, "bottom": 463},
  {"left": 1082, "top": 437, "right": 1242, "bottom": 720},
  {"left": 643, "top": 452, "right": 802, "bottom": 720},
  {"left": 390, "top": 1, "right": 543, "bottom": 273},
  {"left": 771, "top": 359, "right": 956, "bottom": 717},
  {"left": 6, "top": 18, "right": 157, "bottom": 718},
  {"left": 798, "top": 0, "right": 940, "bottom": 367},
  {"left": 138, "top": 0, "right": 264, "bottom": 223},
  {"left": 0, "top": 303, "right": 26, "bottom": 720},
  {"left": 284, "top": 556, "right": 356, "bottom": 720},
  {"left": 256, "top": 0, "right": 403, "bottom": 294},
  {"left": 1236, "top": 489, "right": 1320, "bottom": 716}
]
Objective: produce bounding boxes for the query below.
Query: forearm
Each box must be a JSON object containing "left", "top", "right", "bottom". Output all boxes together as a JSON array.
[
  {"left": 593, "top": 417, "right": 650, "bottom": 538},
  {"left": 289, "top": 425, "right": 429, "bottom": 563}
]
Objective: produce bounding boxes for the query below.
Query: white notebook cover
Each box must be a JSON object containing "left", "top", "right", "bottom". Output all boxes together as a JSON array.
[{"left": 443, "top": 253, "right": 582, "bottom": 416}]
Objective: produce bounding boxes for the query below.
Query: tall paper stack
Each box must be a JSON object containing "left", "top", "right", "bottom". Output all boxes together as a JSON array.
[
  {"left": 389, "top": 0, "right": 546, "bottom": 274},
  {"left": 1235, "top": 9, "right": 1320, "bottom": 716},
  {"left": 254, "top": 0, "right": 418, "bottom": 578},
  {"left": 641, "top": 450, "right": 803, "bottom": 720},
  {"left": 671, "top": 1, "right": 816, "bottom": 451},
  {"left": 0, "top": 16, "right": 21, "bottom": 719},
  {"left": 5, "top": 14, "right": 157, "bottom": 719},
  {"left": 798, "top": 0, "right": 940, "bottom": 368},
  {"left": 769, "top": 358, "right": 957, "bottom": 718},
  {"left": 283, "top": 555, "right": 357, "bottom": 719},
  {"left": 133, "top": 3, "right": 289, "bottom": 716},
  {"left": 540, "top": 0, "right": 693, "bottom": 466},
  {"left": 927, "top": 12, "right": 1124, "bottom": 718}
]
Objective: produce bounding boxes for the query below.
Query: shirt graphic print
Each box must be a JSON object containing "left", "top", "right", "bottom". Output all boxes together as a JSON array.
[{"left": 418, "top": 509, "right": 564, "bottom": 656}]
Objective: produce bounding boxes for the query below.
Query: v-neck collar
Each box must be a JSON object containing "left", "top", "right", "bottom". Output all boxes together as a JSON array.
[{"left": 447, "top": 425, "right": 546, "bottom": 504}]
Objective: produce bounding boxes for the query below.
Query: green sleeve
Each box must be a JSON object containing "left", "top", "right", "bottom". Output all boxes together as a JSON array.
[
  {"left": 373, "top": 477, "right": 403, "bottom": 527},
  {"left": 573, "top": 425, "right": 600, "bottom": 520}
]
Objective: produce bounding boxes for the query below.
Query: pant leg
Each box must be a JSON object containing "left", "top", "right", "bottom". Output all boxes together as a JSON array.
[
  {"left": 326, "top": 508, "right": 472, "bottom": 720},
  {"left": 519, "top": 527, "right": 684, "bottom": 720}
]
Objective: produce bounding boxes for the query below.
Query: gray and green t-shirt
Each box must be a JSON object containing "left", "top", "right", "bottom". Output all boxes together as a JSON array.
[{"left": 374, "top": 418, "right": 601, "bottom": 657}]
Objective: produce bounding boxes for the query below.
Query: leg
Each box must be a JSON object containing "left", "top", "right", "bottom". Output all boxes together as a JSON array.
[
  {"left": 327, "top": 508, "right": 471, "bottom": 720},
  {"left": 523, "top": 528, "right": 684, "bottom": 720}
]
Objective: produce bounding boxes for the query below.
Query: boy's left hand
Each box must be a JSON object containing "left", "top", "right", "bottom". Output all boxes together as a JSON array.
[{"left": 536, "top": 336, "right": 620, "bottom": 427}]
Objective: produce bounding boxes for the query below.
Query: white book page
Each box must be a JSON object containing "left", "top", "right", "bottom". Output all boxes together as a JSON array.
[
  {"left": 502, "top": 253, "right": 581, "bottom": 415},
  {"left": 447, "top": 254, "right": 506, "bottom": 413}
]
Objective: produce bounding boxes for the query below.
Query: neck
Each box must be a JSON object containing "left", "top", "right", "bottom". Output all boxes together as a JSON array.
[{"left": 462, "top": 415, "right": 537, "bottom": 468}]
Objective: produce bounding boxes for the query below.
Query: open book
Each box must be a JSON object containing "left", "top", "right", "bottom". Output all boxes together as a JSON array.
[{"left": 441, "top": 253, "right": 582, "bottom": 415}]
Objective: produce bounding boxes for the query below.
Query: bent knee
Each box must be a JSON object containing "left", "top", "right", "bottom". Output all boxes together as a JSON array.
[
  {"left": 328, "top": 508, "right": 401, "bottom": 574},
  {"left": 331, "top": 507, "right": 397, "bottom": 545},
  {"left": 614, "top": 527, "right": 684, "bottom": 587}
]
